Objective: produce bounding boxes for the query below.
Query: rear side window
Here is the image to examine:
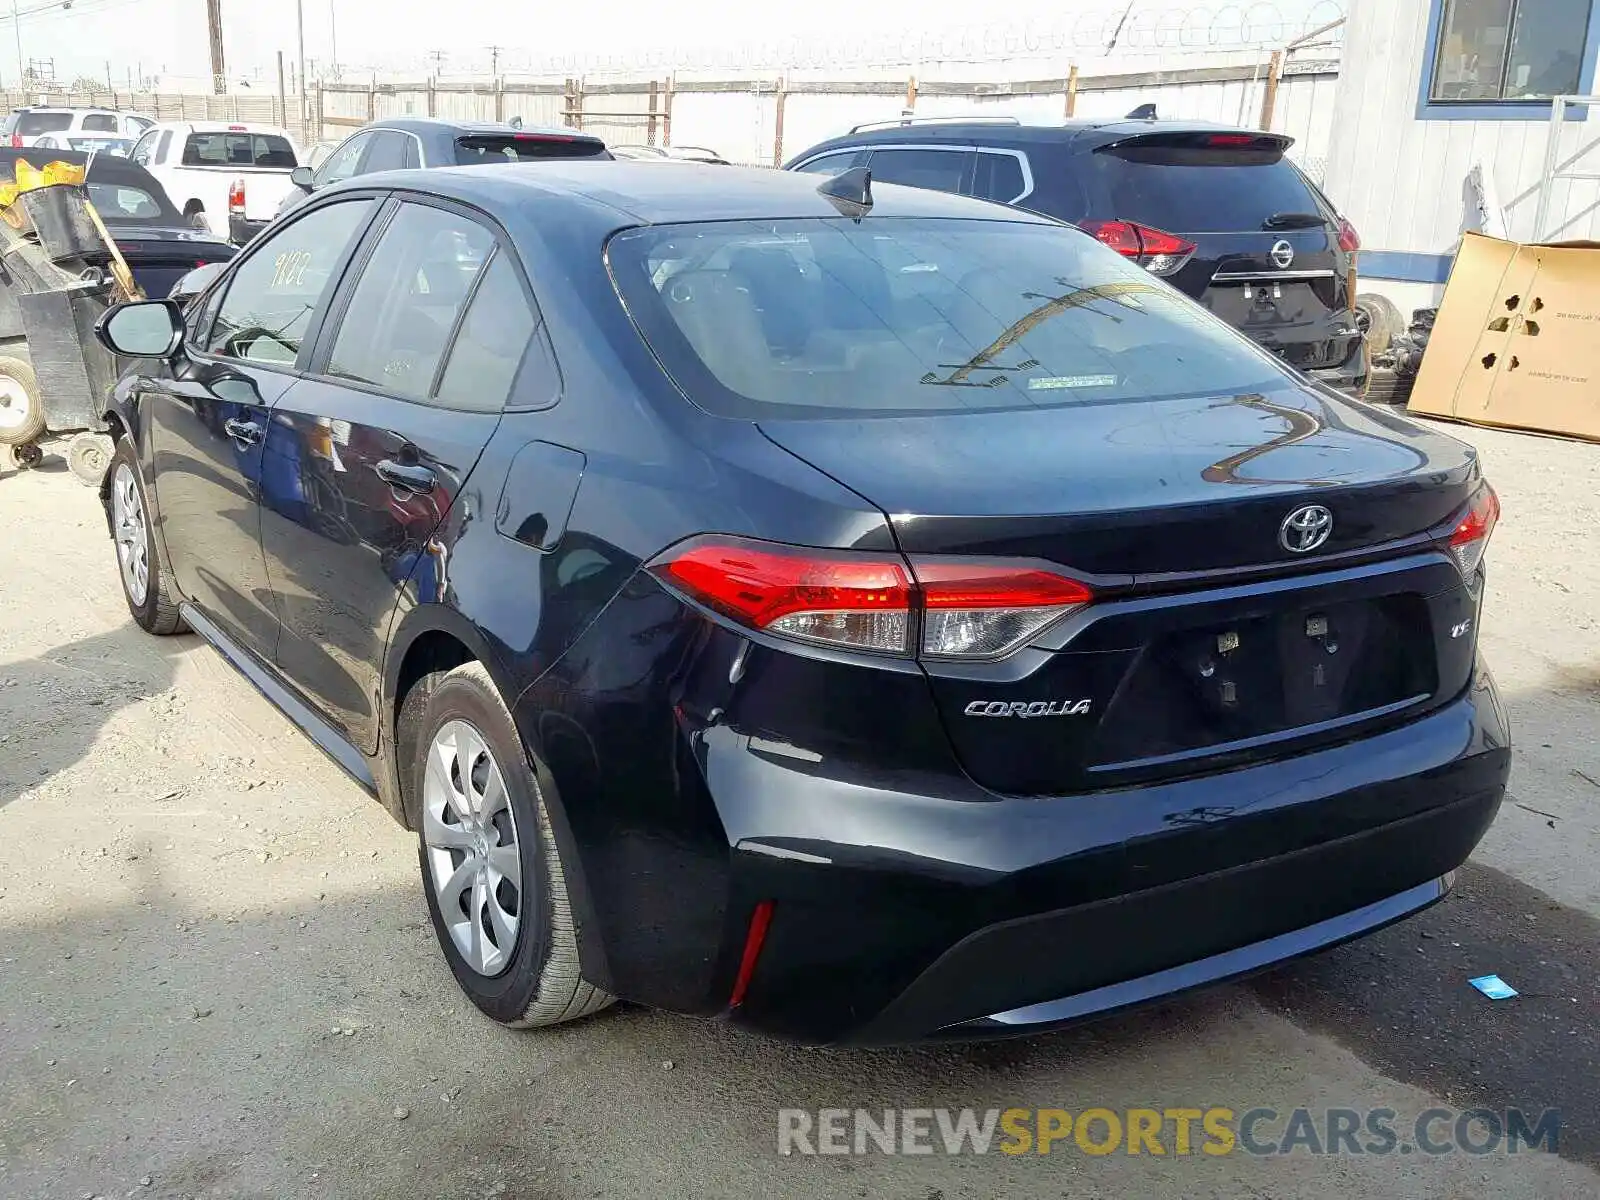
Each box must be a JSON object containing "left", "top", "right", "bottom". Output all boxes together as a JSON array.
[
  {"left": 81, "top": 113, "right": 118, "bottom": 132},
  {"left": 325, "top": 202, "right": 495, "bottom": 401},
  {"left": 362, "top": 130, "right": 410, "bottom": 174},
  {"left": 792, "top": 150, "right": 863, "bottom": 176},
  {"left": 435, "top": 254, "right": 540, "bottom": 411},
  {"left": 182, "top": 132, "right": 298, "bottom": 168},
  {"left": 867, "top": 147, "right": 972, "bottom": 194},
  {"left": 971, "top": 151, "right": 1026, "bottom": 203},
  {"left": 16, "top": 111, "right": 72, "bottom": 136},
  {"left": 454, "top": 134, "right": 606, "bottom": 163},
  {"left": 1091, "top": 140, "right": 1323, "bottom": 234},
  {"left": 608, "top": 217, "right": 1283, "bottom": 419}
]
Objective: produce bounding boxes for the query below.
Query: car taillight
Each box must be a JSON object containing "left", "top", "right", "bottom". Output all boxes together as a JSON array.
[
  {"left": 1448, "top": 485, "right": 1499, "bottom": 579},
  {"left": 1337, "top": 217, "right": 1361, "bottom": 253},
  {"left": 9, "top": 133, "right": 20, "bottom": 147},
  {"left": 228, "top": 178, "right": 245, "bottom": 211},
  {"left": 648, "top": 536, "right": 1092, "bottom": 660},
  {"left": 1077, "top": 218, "right": 1196, "bottom": 276}
]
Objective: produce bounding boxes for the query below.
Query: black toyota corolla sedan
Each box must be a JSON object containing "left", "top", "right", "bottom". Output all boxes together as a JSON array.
[{"left": 92, "top": 162, "right": 1508, "bottom": 1044}]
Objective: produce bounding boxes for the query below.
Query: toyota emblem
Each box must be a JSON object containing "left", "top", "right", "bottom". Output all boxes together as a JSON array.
[
  {"left": 1270, "top": 239, "right": 1296, "bottom": 269},
  {"left": 1280, "top": 504, "right": 1333, "bottom": 553}
]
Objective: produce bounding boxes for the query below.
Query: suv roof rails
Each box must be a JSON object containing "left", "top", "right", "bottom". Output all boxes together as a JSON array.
[{"left": 847, "top": 114, "right": 1023, "bottom": 135}]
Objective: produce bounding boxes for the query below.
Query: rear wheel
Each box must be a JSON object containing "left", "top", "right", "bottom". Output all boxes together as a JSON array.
[
  {"left": 0, "top": 356, "right": 43, "bottom": 446},
  {"left": 402, "top": 662, "right": 614, "bottom": 1028}
]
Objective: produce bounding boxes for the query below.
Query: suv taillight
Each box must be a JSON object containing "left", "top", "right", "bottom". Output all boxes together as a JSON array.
[
  {"left": 9, "top": 133, "right": 20, "bottom": 148},
  {"left": 1337, "top": 217, "right": 1361, "bottom": 253},
  {"left": 1448, "top": 485, "right": 1499, "bottom": 579},
  {"left": 648, "top": 536, "right": 1093, "bottom": 661},
  {"left": 228, "top": 178, "right": 245, "bottom": 212},
  {"left": 1078, "top": 218, "right": 1196, "bottom": 276}
]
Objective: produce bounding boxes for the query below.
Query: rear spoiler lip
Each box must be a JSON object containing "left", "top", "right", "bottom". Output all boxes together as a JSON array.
[{"left": 1095, "top": 130, "right": 1296, "bottom": 154}]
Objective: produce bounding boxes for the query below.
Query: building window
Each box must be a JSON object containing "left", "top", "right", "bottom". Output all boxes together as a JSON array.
[{"left": 1430, "top": 0, "right": 1592, "bottom": 101}]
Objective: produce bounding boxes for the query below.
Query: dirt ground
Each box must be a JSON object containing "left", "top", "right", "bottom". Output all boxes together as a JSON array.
[{"left": 1, "top": 418, "right": 1597, "bottom": 1200}]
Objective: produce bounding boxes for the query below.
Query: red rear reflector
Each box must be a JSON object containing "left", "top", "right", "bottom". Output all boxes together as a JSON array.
[
  {"left": 9, "top": 134, "right": 19, "bottom": 147},
  {"left": 1206, "top": 133, "right": 1257, "bottom": 146},
  {"left": 649, "top": 536, "right": 1094, "bottom": 660},
  {"left": 728, "top": 899, "right": 775, "bottom": 1008},
  {"left": 1448, "top": 485, "right": 1499, "bottom": 577},
  {"left": 1077, "top": 218, "right": 1196, "bottom": 277},
  {"left": 1337, "top": 217, "right": 1361, "bottom": 253}
]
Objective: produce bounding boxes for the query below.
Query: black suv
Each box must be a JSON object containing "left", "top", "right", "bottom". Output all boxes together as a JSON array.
[{"left": 787, "top": 116, "right": 1367, "bottom": 392}]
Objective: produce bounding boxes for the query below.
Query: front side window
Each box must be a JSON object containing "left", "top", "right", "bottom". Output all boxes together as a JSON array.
[
  {"left": 1430, "top": 0, "right": 1592, "bottom": 101},
  {"left": 324, "top": 202, "right": 495, "bottom": 401},
  {"left": 866, "top": 147, "right": 973, "bottom": 194},
  {"left": 608, "top": 217, "right": 1283, "bottom": 419},
  {"left": 206, "top": 199, "right": 373, "bottom": 365},
  {"left": 314, "top": 133, "right": 370, "bottom": 186}
]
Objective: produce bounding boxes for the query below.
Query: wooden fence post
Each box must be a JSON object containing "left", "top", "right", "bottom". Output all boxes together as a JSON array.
[
  {"left": 1258, "top": 50, "right": 1283, "bottom": 130},
  {"left": 494, "top": 76, "right": 504, "bottom": 123},
  {"left": 1065, "top": 65, "right": 1079, "bottom": 117}
]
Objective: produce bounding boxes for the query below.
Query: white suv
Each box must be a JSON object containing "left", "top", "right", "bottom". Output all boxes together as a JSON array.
[{"left": 2, "top": 106, "right": 153, "bottom": 147}]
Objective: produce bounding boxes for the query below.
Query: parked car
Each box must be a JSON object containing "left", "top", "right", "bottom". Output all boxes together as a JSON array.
[
  {"left": 32, "top": 132, "right": 136, "bottom": 157},
  {"left": 92, "top": 163, "right": 1507, "bottom": 1044},
  {"left": 611, "top": 144, "right": 729, "bottom": 164},
  {"left": 274, "top": 117, "right": 609, "bottom": 222},
  {"left": 127, "top": 121, "right": 301, "bottom": 243},
  {"left": 787, "top": 114, "right": 1369, "bottom": 393},
  {"left": 2, "top": 106, "right": 152, "bottom": 147}
]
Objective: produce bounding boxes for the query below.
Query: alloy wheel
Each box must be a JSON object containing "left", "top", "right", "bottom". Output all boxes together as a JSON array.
[
  {"left": 422, "top": 719, "right": 523, "bottom": 977},
  {"left": 111, "top": 462, "right": 150, "bottom": 604}
]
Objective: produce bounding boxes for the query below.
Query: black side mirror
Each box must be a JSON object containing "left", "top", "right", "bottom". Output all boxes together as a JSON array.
[
  {"left": 96, "top": 300, "right": 184, "bottom": 358},
  {"left": 290, "top": 165, "right": 314, "bottom": 190}
]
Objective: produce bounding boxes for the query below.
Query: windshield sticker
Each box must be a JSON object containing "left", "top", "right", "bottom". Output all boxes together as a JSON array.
[{"left": 1027, "top": 374, "right": 1118, "bottom": 390}]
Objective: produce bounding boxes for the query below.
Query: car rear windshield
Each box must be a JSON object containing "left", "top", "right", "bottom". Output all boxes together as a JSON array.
[
  {"left": 1091, "top": 142, "right": 1325, "bottom": 234},
  {"left": 10, "top": 111, "right": 73, "bottom": 136},
  {"left": 607, "top": 217, "right": 1285, "bottom": 419},
  {"left": 181, "top": 132, "right": 298, "bottom": 168},
  {"left": 454, "top": 134, "right": 607, "bottom": 164}
]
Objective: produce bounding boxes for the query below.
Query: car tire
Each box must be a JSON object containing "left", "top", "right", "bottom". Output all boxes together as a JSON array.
[
  {"left": 1353, "top": 292, "right": 1403, "bottom": 356},
  {"left": 402, "top": 661, "right": 615, "bottom": 1029},
  {"left": 0, "top": 356, "right": 44, "bottom": 446},
  {"left": 107, "top": 438, "right": 185, "bottom": 635}
]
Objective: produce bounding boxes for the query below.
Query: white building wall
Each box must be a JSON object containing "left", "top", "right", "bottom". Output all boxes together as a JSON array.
[{"left": 1323, "top": 0, "right": 1600, "bottom": 309}]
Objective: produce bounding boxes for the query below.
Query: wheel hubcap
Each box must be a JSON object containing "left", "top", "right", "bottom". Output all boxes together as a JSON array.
[
  {"left": 111, "top": 463, "right": 149, "bottom": 604},
  {"left": 422, "top": 719, "right": 522, "bottom": 977},
  {"left": 0, "top": 378, "right": 29, "bottom": 431}
]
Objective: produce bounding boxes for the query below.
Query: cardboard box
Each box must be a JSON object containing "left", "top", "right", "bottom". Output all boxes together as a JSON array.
[{"left": 1408, "top": 231, "right": 1600, "bottom": 442}]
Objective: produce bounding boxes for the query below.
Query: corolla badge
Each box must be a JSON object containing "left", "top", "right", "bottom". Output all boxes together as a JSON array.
[
  {"left": 1270, "top": 239, "right": 1295, "bottom": 269},
  {"left": 1279, "top": 504, "right": 1334, "bottom": 553},
  {"left": 965, "top": 699, "right": 1092, "bottom": 718}
]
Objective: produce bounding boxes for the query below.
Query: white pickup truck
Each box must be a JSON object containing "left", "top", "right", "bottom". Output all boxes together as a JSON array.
[{"left": 128, "top": 121, "right": 301, "bottom": 244}]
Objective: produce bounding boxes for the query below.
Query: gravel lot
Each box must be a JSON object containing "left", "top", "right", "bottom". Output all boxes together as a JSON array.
[{"left": 1, "top": 418, "right": 1596, "bottom": 1200}]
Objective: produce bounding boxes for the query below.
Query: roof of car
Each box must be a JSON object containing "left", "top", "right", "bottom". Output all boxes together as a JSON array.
[
  {"left": 327, "top": 160, "right": 1057, "bottom": 227},
  {"left": 366, "top": 116, "right": 601, "bottom": 141},
  {"left": 793, "top": 116, "right": 1289, "bottom": 158}
]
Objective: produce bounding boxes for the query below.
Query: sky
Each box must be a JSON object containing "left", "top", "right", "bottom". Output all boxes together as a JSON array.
[{"left": 0, "top": 0, "right": 1345, "bottom": 89}]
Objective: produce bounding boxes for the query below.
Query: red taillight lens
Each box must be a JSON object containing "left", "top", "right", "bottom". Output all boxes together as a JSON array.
[
  {"left": 1337, "top": 217, "right": 1361, "bottom": 253},
  {"left": 1077, "top": 218, "right": 1196, "bottom": 276},
  {"left": 649, "top": 536, "right": 1092, "bottom": 660},
  {"left": 227, "top": 178, "right": 245, "bottom": 211},
  {"left": 1206, "top": 133, "right": 1257, "bottom": 147},
  {"left": 1448, "top": 485, "right": 1499, "bottom": 578},
  {"left": 8, "top": 133, "right": 20, "bottom": 147}
]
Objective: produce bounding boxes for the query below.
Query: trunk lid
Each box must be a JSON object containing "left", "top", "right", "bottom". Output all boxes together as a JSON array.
[{"left": 759, "top": 386, "right": 1484, "bottom": 795}]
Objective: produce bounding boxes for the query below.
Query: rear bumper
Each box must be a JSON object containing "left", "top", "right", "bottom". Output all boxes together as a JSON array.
[
  {"left": 1305, "top": 332, "right": 1369, "bottom": 393},
  {"left": 692, "top": 668, "right": 1507, "bottom": 1044}
]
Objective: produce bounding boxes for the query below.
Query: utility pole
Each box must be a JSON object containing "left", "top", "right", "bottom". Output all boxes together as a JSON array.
[
  {"left": 328, "top": 0, "right": 337, "bottom": 80},
  {"left": 205, "top": 0, "right": 225, "bottom": 94},
  {"left": 11, "top": 0, "right": 23, "bottom": 95},
  {"left": 296, "top": 0, "right": 307, "bottom": 132},
  {"left": 427, "top": 49, "right": 446, "bottom": 76},
  {"left": 487, "top": 45, "right": 501, "bottom": 76}
]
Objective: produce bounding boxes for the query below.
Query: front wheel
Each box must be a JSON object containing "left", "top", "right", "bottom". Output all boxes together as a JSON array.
[
  {"left": 402, "top": 662, "right": 614, "bottom": 1028},
  {"left": 108, "top": 439, "right": 184, "bottom": 634}
]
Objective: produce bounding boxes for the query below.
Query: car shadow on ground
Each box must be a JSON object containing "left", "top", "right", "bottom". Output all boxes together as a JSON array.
[{"left": 0, "top": 623, "right": 188, "bottom": 810}]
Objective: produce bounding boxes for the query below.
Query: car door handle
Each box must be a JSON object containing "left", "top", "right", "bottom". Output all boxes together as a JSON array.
[
  {"left": 223, "top": 417, "right": 262, "bottom": 445},
  {"left": 376, "top": 459, "right": 437, "bottom": 494}
]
